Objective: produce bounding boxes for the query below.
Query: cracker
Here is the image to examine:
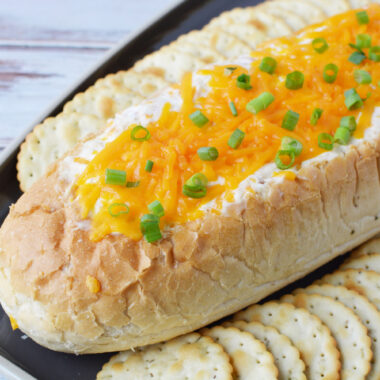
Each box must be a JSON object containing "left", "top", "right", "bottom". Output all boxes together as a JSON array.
[
  {"left": 169, "top": 40, "right": 224, "bottom": 64},
  {"left": 225, "top": 320, "right": 306, "bottom": 380},
  {"left": 268, "top": 0, "right": 325, "bottom": 24},
  {"left": 94, "top": 70, "right": 168, "bottom": 98},
  {"left": 234, "top": 301, "right": 341, "bottom": 380},
  {"left": 341, "top": 253, "right": 380, "bottom": 273},
  {"left": 201, "top": 326, "right": 278, "bottom": 380},
  {"left": 17, "top": 112, "right": 104, "bottom": 191},
  {"left": 63, "top": 85, "right": 143, "bottom": 120},
  {"left": 297, "top": 284, "right": 380, "bottom": 380},
  {"left": 281, "top": 293, "right": 372, "bottom": 379},
  {"left": 206, "top": 8, "right": 292, "bottom": 38},
  {"left": 351, "top": 237, "right": 380, "bottom": 258},
  {"left": 303, "top": 0, "right": 350, "bottom": 16},
  {"left": 258, "top": 3, "right": 308, "bottom": 31},
  {"left": 177, "top": 29, "right": 251, "bottom": 59},
  {"left": 318, "top": 269, "right": 380, "bottom": 311},
  {"left": 133, "top": 46, "right": 204, "bottom": 83},
  {"left": 96, "top": 332, "right": 233, "bottom": 380}
]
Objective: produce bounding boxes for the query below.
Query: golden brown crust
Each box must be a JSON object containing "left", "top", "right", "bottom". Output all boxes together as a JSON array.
[{"left": 3, "top": 135, "right": 380, "bottom": 353}]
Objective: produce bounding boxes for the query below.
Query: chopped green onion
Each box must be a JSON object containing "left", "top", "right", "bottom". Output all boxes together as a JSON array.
[
  {"left": 229, "top": 101, "right": 238, "bottom": 116},
  {"left": 228, "top": 128, "right": 245, "bottom": 149},
  {"left": 236, "top": 74, "right": 252, "bottom": 90},
  {"left": 246, "top": 92, "right": 275, "bottom": 114},
  {"left": 259, "top": 57, "right": 277, "bottom": 74},
  {"left": 148, "top": 200, "right": 165, "bottom": 218},
  {"left": 105, "top": 169, "right": 127, "bottom": 186},
  {"left": 356, "top": 34, "right": 372, "bottom": 49},
  {"left": 280, "top": 136, "right": 303, "bottom": 157},
  {"left": 182, "top": 173, "right": 208, "bottom": 198},
  {"left": 323, "top": 63, "right": 339, "bottom": 83},
  {"left": 224, "top": 66, "right": 237, "bottom": 75},
  {"left": 312, "top": 38, "right": 329, "bottom": 54},
  {"left": 275, "top": 150, "right": 295, "bottom": 170},
  {"left": 344, "top": 88, "right": 363, "bottom": 110},
  {"left": 140, "top": 214, "right": 162, "bottom": 243},
  {"left": 354, "top": 69, "right": 372, "bottom": 84},
  {"left": 356, "top": 11, "right": 369, "bottom": 25},
  {"left": 369, "top": 46, "right": 380, "bottom": 62},
  {"left": 334, "top": 127, "right": 351, "bottom": 145},
  {"left": 310, "top": 108, "right": 323, "bottom": 126},
  {"left": 126, "top": 181, "right": 140, "bottom": 188},
  {"left": 108, "top": 203, "right": 130, "bottom": 217},
  {"left": 145, "top": 160, "right": 154, "bottom": 172},
  {"left": 285, "top": 71, "right": 304, "bottom": 90},
  {"left": 131, "top": 125, "right": 151, "bottom": 141},
  {"left": 281, "top": 110, "right": 300, "bottom": 131},
  {"left": 349, "top": 43, "right": 364, "bottom": 53},
  {"left": 340, "top": 116, "right": 357, "bottom": 132},
  {"left": 348, "top": 51, "right": 366, "bottom": 65},
  {"left": 318, "top": 133, "right": 334, "bottom": 151},
  {"left": 197, "top": 147, "right": 219, "bottom": 161},
  {"left": 189, "top": 110, "right": 209, "bottom": 127}
]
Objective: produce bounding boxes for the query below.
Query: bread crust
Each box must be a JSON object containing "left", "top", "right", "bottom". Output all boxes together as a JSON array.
[{"left": 1, "top": 131, "right": 380, "bottom": 353}]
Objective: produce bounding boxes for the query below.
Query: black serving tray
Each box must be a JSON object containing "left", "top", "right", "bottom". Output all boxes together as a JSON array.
[{"left": 0, "top": 0, "right": 353, "bottom": 379}]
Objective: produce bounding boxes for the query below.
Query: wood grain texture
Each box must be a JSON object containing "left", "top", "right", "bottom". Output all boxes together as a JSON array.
[{"left": 0, "top": 0, "right": 180, "bottom": 151}]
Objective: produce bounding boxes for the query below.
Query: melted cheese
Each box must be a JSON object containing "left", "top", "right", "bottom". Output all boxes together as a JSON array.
[{"left": 74, "top": 6, "right": 380, "bottom": 242}]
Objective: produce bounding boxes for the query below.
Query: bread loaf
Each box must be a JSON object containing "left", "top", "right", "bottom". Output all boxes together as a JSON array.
[{"left": 1, "top": 6, "right": 380, "bottom": 354}]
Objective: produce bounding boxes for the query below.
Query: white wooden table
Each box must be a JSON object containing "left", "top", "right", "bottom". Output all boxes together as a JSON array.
[{"left": 0, "top": 0, "right": 180, "bottom": 152}]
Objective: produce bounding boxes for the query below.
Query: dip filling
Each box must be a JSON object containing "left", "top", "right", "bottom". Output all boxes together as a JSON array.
[{"left": 71, "top": 6, "right": 380, "bottom": 242}]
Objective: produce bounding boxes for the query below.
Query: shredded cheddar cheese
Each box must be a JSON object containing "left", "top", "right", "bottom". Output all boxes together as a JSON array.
[
  {"left": 75, "top": 6, "right": 380, "bottom": 242},
  {"left": 9, "top": 315, "right": 18, "bottom": 330},
  {"left": 86, "top": 275, "right": 101, "bottom": 294}
]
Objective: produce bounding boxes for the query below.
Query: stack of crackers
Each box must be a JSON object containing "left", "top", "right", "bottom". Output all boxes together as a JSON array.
[
  {"left": 97, "top": 238, "right": 380, "bottom": 379},
  {"left": 17, "top": 0, "right": 368, "bottom": 192}
]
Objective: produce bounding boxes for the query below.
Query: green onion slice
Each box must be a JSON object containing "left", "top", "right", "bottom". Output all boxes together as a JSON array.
[
  {"left": 354, "top": 69, "right": 372, "bottom": 84},
  {"left": 318, "top": 133, "right": 334, "bottom": 151},
  {"left": 140, "top": 214, "right": 162, "bottom": 243},
  {"left": 197, "top": 147, "right": 219, "bottom": 161},
  {"left": 182, "top": 173, "right": 208, "bottom": 198},
  {"left": 148, "top": 200, "right": 165, "bottom": 218},
  {"left": 334, "top": 127, "right": 351, "bottom": 145},
  {"left": 246, "top": 92, "right": 275, "bottom": 114},
  {"left": 131, "top": 125, "right": 151, "bottom": 141},
  {"left": 323, "top": 63, "right": 339, "bottom": 83},
  {"left": 369, "top": 46, "right": 380, "bottom": 62},
  {"left": 236, "top": 73, "right": 252, "bottom": 90},
  {"left": 228, "top": 128, "right": 245, "bottom": 149},
  {"left": 108, "top": 203, "right": 130, "bottom": 217},
  {"left": 259, "top": 57, "right": 277, "bottom": 74},
  {"left": 312, "top": 38, "right": 329, "bottom": 54},
  {"left": 281, "top": 110, "right": 300, "bottom": 131},
  {"left": 356, "top": 11, "right": 369, "bottom": 25},
  {"left": 340, "top": 116, "right": 357, "bottom": 132},
  {"left": 275, "top": 150, "right": 295, "bottom": 170},
  {"left": 189, "top": 110, "right": 209, "bottom": 127},
  {"left": 310, "top": 108, "right": 323, "bottom": 126},
  {"left": 126, "top": 181, "right": 140, "bottom": 188},
  {"left": 105, "top": 168, "right": 127, "bottom": 186},
  {"left": 344, "top": 88, "right": 364, "bottom": 110},
  {"left": 349, "top": 43, "right": 364, "bottom": 53},
  {"left": 356, "top": 34, "right": 372, "bottom": 49},
  {"left": 285, "top": 71, "right": 304, "bottom": 90},
  {"left": 224, "top": 66, "right": 237, "bottom": 76},
  {"left": 145, "top": 160, "right": 154, "bottom": 172},
  {"left": 348, "top": 51, "right": 366, "bottom": 65},
  {"left": 229, "top": 101, "right": 238, "bottom": 116},
  {"left": 280, "top": 136, "right": 303, "bottom": 157}
]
